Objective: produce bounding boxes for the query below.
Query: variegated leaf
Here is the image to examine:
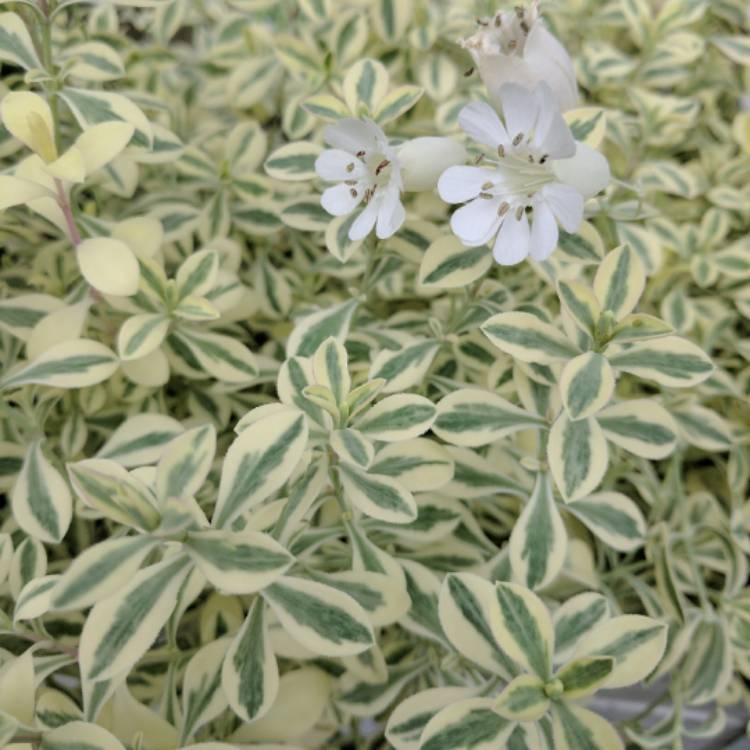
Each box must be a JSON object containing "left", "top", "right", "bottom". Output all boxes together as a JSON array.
[
  {"left": 438, "top": 573, "right": 516, "bottom": 678},
  {"left": 12, "top": 440, "right": 72, "bottom": 544},
  {"left": 494, "top": 674, "right": 549, "bottom": 722},
  {"left": 50, "top": 536, "right": 157, "bottom": 610},
  {"left": 79, "top": 554, "right": 193, "bottom": 682},
  {"left": 1, "top": 340, "right": 119, "bottom": 391},
  {"left": 338, "top": 461, "right": 417, "bottom": 523},
  {"left": 418, "top": 698, "right": 513, "bottom": 750},
  {"left": 494, "top": 582, "right": 554, "bottom": 680},
  {"left": 593, "top": 245, "right": 645, "bottom": 320},
  {"left": 184, "top": 530, "right": 293, "bottom": 594},
  {"left": 567, "top": 492, "right": 646, "bottom": 552},
  {"left": 574, "top": 614, "right": 667, "bottom": 688},
  {"left": 354, "top": 394, "right": 436, "bottom": 442},
  {"left": 560, "top": 352, "right": 615, "bottom": 420},
  {"left": 547, "top": 414, "right": 609, "bottom": 502},
  {"left": 509, "top": 473, "right": 567, "bottom": 590},
  {"left": 263, "top": 576, "right": 374, "bottom": 657},
  {"left": 213, "top": 408, "right": 308, "bottom": 528},
  {"left": 155, "top": 423, "right": 216, "bottom": 502},
  {"left": 433, "top": 388, "right": 545, "bottom": 447},
  {"left": 482, "top": 312, "right": 579, "bottom": 363},
  {"left": 222, "top": 599, "right": 278, "bottom": 723},
  {"left": 607, "top": 336, "right": 714, "bottom": 387}
]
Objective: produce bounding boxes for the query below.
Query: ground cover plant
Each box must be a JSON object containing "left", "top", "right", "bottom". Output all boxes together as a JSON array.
[{"left": 0, "top": 0, "right": 749, "bottom": 748}]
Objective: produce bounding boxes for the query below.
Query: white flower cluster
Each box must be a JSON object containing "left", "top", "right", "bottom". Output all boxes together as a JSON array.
[{"left": 315, "top": 1, "right": 610, "bottom": 265}]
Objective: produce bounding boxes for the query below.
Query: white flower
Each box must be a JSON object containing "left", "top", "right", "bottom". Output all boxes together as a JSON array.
[
  {"left": 461, "top": 2, "right": 578, "bottom": 112},
  {"left": 438, "top": 83, "right": 610, "bottom": 266},
  {"left": 315, "top": 118, "right": 466, "bottom": 241}
]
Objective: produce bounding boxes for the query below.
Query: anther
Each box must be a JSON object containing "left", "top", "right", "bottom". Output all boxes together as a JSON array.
[
  {"left": 476, "top": 17, "right": 488, "bottom": 26},
  {"left": 350, "top": 188, "right": 358, "bottom": 197},
  {"left": 375, "top": 159, "right": 390, "bottom": 175},
  {"left": 497, "top": 144, "right": 505, "bottom": 157},
  {"left": 481, "top": 181, "right": 493, "bottom": 190},
  {"left": 520, "top": 20, "right": 529, "bottom": 33},
  {"left": 479, "top": 192, "right": 493, "bottom": 199},
  {"left": 464, "top": 66, "right": 474, "bottom": 77},
  {"left": 508, "top": 39, "right": 518, "bottom": 51},
  {"left": 494, "top": 13, "right": 502, "bottom": 27},
  {"left": 474, "top": 154, "right": 485, "bottom": 164},
  {"left": 540, "top": 154, "right": 549, "bottom": 164},
  {"left": 512, "top": 133, "right": 523, "bottom": 146},
  {"left": 345, "top": 179, "right": 357, "bottom": 185},
  {"left": 515, "top": 205, "right": 524, "bottom": 220},
  {"left": 498, "top": 201, "right": 510, "bottom": 216},
  {"left": 515, "top": 5, "right": 524, "bottom": 17},
  {"left": 346, "top": 163, "right": 355, "bottom": 172},
  {"left": 356, "top": 150, "right": 365, "bottom": 158},
  {"left": 528, "top": 154, "right": 534, "bottom": 163}
]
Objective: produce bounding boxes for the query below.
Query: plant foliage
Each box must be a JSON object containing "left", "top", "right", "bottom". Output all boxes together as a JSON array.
[{"left": 0, "top": 0, "right": 749, "bottom": 748}]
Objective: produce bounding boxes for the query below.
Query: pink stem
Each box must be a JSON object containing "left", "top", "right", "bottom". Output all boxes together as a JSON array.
[
  {"left": 54, "top": 178, "right": 81, "bottom": 246},
  {"left": 55, "top": 178, "right": 106, "bottom": 304}
]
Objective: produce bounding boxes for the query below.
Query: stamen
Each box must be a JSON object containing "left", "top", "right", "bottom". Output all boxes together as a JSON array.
[
  {"left": 498, "top": 201, "right": 510, "bottom": 216},
  {"left": 494, "top": 13, "right": 502, "bottom": 27},
  {"left": 497, "top": 144, "right": 505, "bottom": 157},
  {"left": 540, "top": 154, "right": 549, "bottom": 164},
  {"left": 515, "top": 205, "right": 524, "bottom": 220},
  {"left": 515, "top": 5, "right": 524, "bottom": 18},
  {"left": 512, "top": 133, "right": 523, "bottom": 146},
  {"left": 476, "top": 17, "right": 488, "bottom": 26},
  {"left": 346, "top": 163, "right": 355, "bottom": 172},
  {"left": 520, "top": 20, "right": 529, "bottom": 33},
  {"left": 464, "top": 66, "right": 474, "bottom": 77},
  {"left": 474, "top": 154, "right": 485, "bottom": 164},
  {"left": 350, "top": 188, "right": 358, "bottom": 198},
  {"left": 481, "top": 181, "right": 493, "bottom": 190},
  {"left": 479, "top": 192, "right": 493, "bottom": 199},
  {"left": 356, "top": 150, "right": 365, "bottom": 158},
  {"left": 375, "top": 159, "right": 390, "bottom": 175}
]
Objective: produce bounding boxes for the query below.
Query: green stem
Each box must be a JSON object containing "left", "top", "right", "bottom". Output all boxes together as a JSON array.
[
  {"left": 11, "top": 731, "right": 42, "bottom": 746},
  {"left": 14, "top": 630, "right": 78, "bottom": 659},
  {"left": 39, "top": 1, "right": 62, "bottom": 153}
]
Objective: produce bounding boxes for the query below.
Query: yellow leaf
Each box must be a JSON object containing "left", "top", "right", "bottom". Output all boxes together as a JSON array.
[{"left": 1, "top": 91, "right": 57, "bottom": 161}]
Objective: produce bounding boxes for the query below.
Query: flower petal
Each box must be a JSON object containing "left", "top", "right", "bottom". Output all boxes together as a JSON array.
[
  {"left": 542, "top": 183, "right": 584, "bottom": 232},
  {"left": 493, "top": 211, "right": 531, "bottom": 265},
  {"left": 438, "top": 166, "right": 495, "bottom": 204},
  {"left": 450, "top": 196, "right": 501, "bottom": 247},
  {"left": 480, "top": 56, "right": 539, "bottom": 115},
  {"left": 458, "top": 101, "right": 509, "bottom": 148},
  {"left": 349, "top": 200, "right": 379, "bottom": 241},
  {"left": 529, "top": 202, "right": 559, "bottom": 261},
  {"left": 523, "top": 23, "right": 579, "bottom": 112},
  {"left": 499, "top": 84, "right": 538, "bottom": 143},
  {"left": 375, "top": 186, "right": 405, "bottom": 239},
  {"left": 316, "top": 149, "right": 366, "bottom": 181},
  {"left": 552, "top": 143, "right": 611, "bottom": 198},
  {"left": 532, "top": 85, "right": 575, "bottom": 159},
  {"left": 398, "top": 137, "right": 467, "bottom": 191},
  {"left": 323, "top": 118, "right": 385, "bottom": 154},
  {"left": 321, "top": 183, "right": 363, "bottom": 217}
]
